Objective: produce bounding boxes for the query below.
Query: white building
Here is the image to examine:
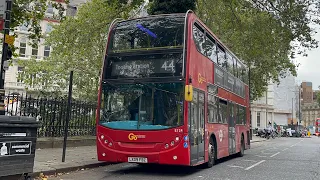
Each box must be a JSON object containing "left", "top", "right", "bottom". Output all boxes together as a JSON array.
[
  {"left": 1, "top": 0, "right": 84, "bottom": 95},
  {"left": 251, "top": 73, "right": 298, "bottom": 129}
]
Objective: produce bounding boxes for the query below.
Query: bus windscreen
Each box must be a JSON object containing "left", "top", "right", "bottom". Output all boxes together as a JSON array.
[{"left": 108, "top": 15, "right": 185, "bottom": 52}]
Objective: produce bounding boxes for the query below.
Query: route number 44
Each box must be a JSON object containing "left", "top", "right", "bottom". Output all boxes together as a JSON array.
[{"left": 161, "top": 60, "right": 175, "bottom": 72}]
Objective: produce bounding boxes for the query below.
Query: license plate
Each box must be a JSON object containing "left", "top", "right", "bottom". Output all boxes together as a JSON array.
[{"left": 128, "top": 157, "right": 148, "bottom": 163}]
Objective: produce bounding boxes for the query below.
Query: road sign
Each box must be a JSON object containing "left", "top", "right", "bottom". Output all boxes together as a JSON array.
[
  {"left": 0, "top": 1, "right": 5, "bottom": 16},
  {"left": 5, "top": 34, "right": 14, "bottom": 45}
]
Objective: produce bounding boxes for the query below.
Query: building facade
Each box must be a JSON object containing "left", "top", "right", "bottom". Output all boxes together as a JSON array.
[
  {"left": 251, "top": 74, "right": 298, "bottom": 129},
  {"left": 301, "top": 81, "right": 313, "bottom": 104},
  {"left": 1, "top": 0, "right": 85, "bottom": 95},
  {"left": 301, "top": 103, "right": 319, "bottom": 127}
]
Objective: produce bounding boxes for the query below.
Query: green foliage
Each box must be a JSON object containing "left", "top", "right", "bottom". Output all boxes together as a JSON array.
[
  {"left": 196, "top": 0, "right": 320, "bottom": 100},
  {"left": 148, "top": 0, "right": 196, "bottom": 15},
  {"left": 19, "top": 0, "right": 144, "bottom": 100},
  {"left": 317, "top": 91, "right": 320, "bottom": 106}
]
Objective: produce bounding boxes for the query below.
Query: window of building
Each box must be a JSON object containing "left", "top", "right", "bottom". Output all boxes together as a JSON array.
[
  {"left": 66, "top": 6, "right": 77, "bottom": 17},
  {"left": 257, "top": 112, "right": 261, "bottom": 127},
  {"left": 46, "top": 24, "right": 53, "bottom": 33},
  {"left": 46, "top": 3, "right": 54, "bottom": 14},
  {"left": 19, "top": 38, "right": 27, "bottom": 57},
  {"left": 31, "top": 46, "right": 38, "bottom": 59},
  {"left": 44, "top": 46, "right": 51, "bottom": 57},
  {"left": 17, "top": 67, "right": 24, "bottom": 83},
  {"left": 20, "top": 22, "right": 28, "bottom": 31}
]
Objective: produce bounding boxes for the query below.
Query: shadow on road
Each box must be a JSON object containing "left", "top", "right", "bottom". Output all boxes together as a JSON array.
[
  {"left": 104, "top": 154, "right": 244, "bottom": 178},
  {"left": 107, "top": 163, "right": 201, "bottom": 177}
]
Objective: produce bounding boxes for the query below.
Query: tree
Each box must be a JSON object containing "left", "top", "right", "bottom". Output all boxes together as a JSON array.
[
  {"left": 19, "top": 0, "right": 144, "bottom": 100},
  {"left": 317, "top": 91, "right": 320, "bottom": 106},
  {"left": 148, "top": 0, "right": 196, "bottom": 15},
  {"left": 196, "top": 0, "right": 320, "bottom": 100}
]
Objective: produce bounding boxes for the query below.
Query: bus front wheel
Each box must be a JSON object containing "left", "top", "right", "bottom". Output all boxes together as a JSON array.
[{"left": 206, "top": 138, "right": 216, "bottom": 168}]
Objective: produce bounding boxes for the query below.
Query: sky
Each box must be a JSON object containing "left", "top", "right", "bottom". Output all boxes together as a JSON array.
[{"left": 296, "top": 25, "right": 320, "bottom": 90}]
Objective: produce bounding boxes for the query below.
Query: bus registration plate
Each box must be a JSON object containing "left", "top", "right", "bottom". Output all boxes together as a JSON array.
[{"left": 128, "top": 157, "right": 148, "bottom": 163}]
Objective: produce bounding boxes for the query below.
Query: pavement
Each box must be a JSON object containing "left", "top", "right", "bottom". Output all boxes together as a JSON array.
[
  {"left": 33, "top": 146, "right": 109, "bottom": 176},
  {"left": 44, "top": 136, "right": 320, "bottom": 180}
]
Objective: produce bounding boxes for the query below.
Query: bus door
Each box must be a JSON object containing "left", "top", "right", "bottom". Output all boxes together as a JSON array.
[
  {"left": 228, "top": 101, "right": 236, "bottom": 154},
  {"left": 189, "top": 90, "right": 205, "bottom": 165}
]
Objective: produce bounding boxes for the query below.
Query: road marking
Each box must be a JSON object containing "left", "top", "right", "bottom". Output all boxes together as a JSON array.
[
  {"left": 282, "top": 148, "right": 288, "bottom": 151},
  {"left": 255, "top": 155, "right": 267, "bottom": 157},
  {"left": 290, "top": 140, "right": 303, "bottom": 147},
  {"left": 227, "top": 165, "right": 244, "bottom": 169},
  {"left": 270, "top": 152, "right": 280, "bottom": 157},
  {"left": 242, "top": 159, "right": 257, "bottom": 162},
  {"left": 245, "top": 160, "right": 266, "bottom": 170}
]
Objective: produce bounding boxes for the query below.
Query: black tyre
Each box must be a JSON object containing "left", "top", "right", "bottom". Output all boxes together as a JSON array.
[
  {"left": 206, "top": 138, "right": 216, "bottom": 168},
  {"left": 238, "top": 136, "right": 245, "bottom": 157}
]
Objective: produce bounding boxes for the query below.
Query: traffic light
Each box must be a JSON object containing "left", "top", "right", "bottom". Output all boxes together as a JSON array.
[{"left": 6, "top": 47, "right": 12, "bottom": 60}]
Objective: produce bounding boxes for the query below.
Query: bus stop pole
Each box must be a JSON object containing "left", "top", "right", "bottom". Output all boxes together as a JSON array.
[{"left": 62, "top": 71, "right": 73, "bottom": 162}]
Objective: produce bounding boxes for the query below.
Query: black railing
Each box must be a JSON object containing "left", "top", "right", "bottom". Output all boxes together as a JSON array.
[{"left": 4, "top": 93, "right": 97, "bottom": 137}]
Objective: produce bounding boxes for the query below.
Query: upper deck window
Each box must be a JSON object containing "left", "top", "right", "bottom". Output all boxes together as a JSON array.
[{"left": 109, "top": 15, "right": 185, "bottom": 53}]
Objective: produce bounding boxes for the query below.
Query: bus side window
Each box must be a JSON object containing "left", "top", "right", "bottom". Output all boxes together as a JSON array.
[
  {"left": 232, "top": 57, "right": 236, "bottom": 77},
  {"left": 217, "top": 44, "right": 225, "bottom": 68},
  {"left": 219, "top": 99, "right": 227, "bottom": 124},
  {"left": 235, "top": 104, "right": 239, "bottom": 124},
  {"left": 204, "top": 34, "right": 217, "bottom": 64},
  {"left": 226, "top": 52, "right": 234, "bottom": 75},
  {"left": 208, "top": 94, "right": 218, "bottom": 123},
  {"left": 236, "top": 60, "right": 242, "bottom": 80},
  {"left": 192, "top": 23, "right": 206, "bottom": 56}
]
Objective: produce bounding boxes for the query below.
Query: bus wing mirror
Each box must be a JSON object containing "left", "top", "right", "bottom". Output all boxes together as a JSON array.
[{"left": 185, "top": 85, "right": 193, "bottom": 102}]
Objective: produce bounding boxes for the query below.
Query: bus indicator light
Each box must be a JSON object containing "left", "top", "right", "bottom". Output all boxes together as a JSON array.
[{"left": 183, "top": 142, "right": 188, "bottom": 148}]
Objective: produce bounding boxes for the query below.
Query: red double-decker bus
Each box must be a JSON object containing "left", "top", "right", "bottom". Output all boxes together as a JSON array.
[
  {"left": 96, "top": 11, "right": 250, "bottom": 167},
  {"left": 316, "top": 118, "right": 320, "bottom": 136}
]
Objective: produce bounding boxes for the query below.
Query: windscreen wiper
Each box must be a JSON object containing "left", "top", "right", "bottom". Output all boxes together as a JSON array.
[{"left": 103, "top": 80, "right": 118, "bottom": 88}]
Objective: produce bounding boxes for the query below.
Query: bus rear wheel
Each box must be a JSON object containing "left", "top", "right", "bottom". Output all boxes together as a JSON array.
[
  {"left": 238, "top": 136, "right": 245, "bottom": 157},
  {"left": 206, "top": 138, "right": 216, "bottom": 168}
]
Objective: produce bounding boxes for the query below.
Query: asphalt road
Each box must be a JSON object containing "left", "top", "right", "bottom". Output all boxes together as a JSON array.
[{"left": 49, "top": 137, "right": 320, "bottom": 180}]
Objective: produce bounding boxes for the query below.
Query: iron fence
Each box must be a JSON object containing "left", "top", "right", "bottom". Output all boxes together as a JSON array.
[{"left": 4, "top": 93, "right": 97, "bottom": 137}]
